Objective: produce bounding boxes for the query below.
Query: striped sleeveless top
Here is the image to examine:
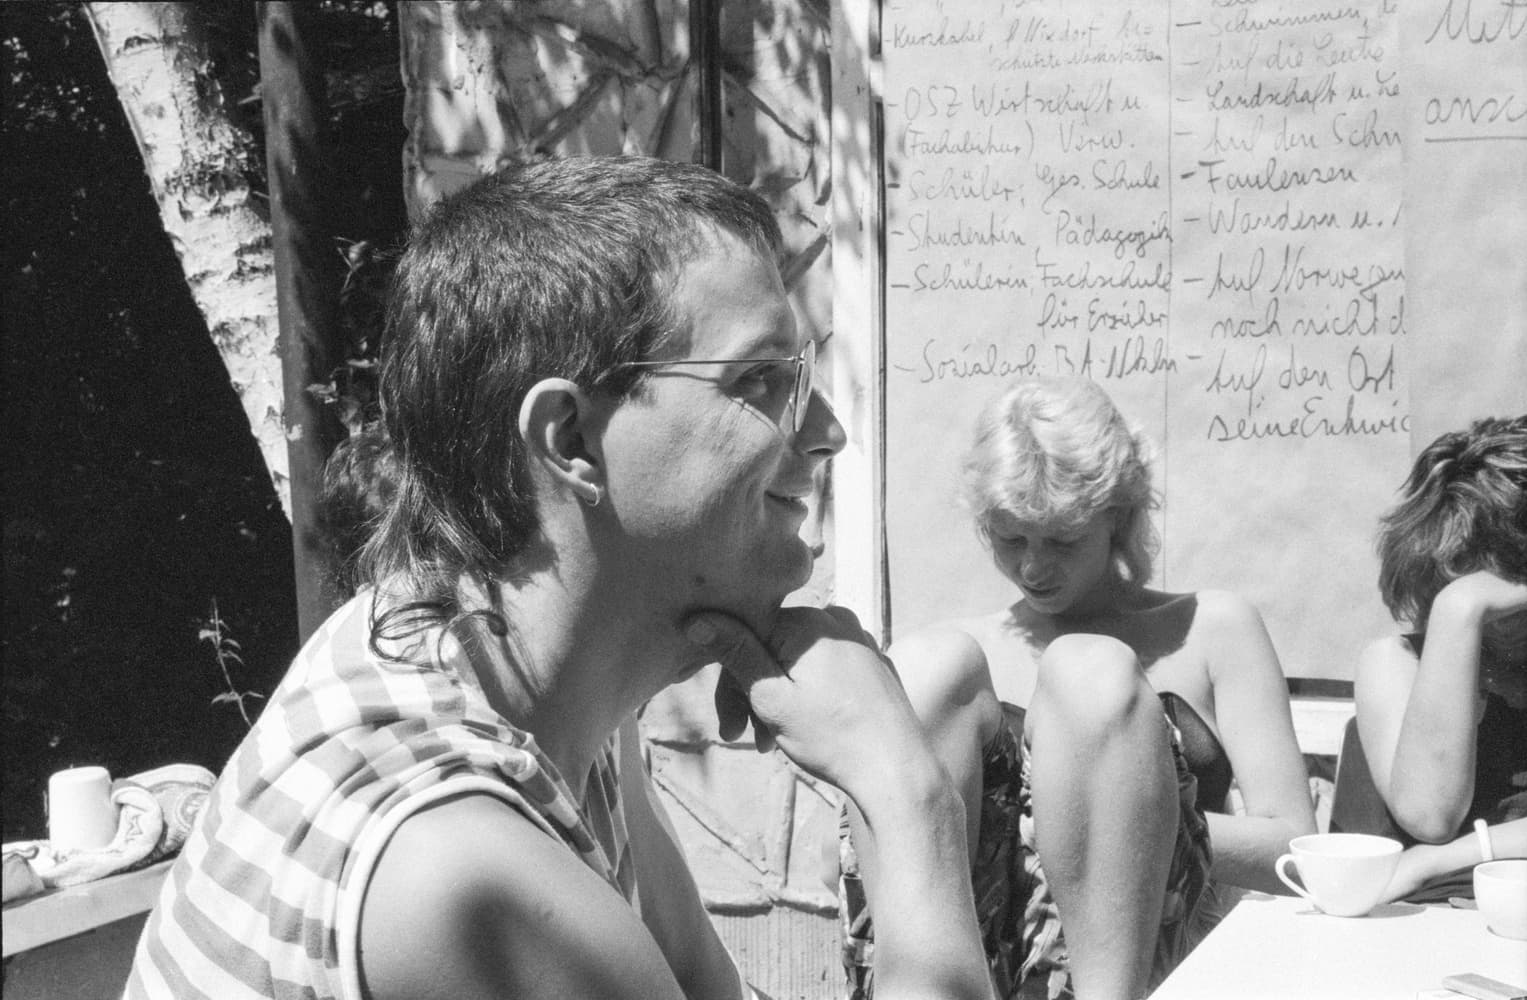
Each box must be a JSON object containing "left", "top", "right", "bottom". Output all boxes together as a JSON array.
[{"left": 124, "top": 593, "right": 633, "bottom": 1000}]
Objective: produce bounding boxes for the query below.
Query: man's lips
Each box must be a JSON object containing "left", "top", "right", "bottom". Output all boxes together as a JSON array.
[{"left": 766, "top": 491, "right": 809, "bottom": 512}]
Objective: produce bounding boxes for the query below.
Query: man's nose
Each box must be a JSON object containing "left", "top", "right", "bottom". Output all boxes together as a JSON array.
[{"left": 796, "top": 389, "right": 845, "bottom": 459}]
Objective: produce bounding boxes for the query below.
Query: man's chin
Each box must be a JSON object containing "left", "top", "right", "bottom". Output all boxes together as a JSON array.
[
  {"left": 676, "top": 590, "right": 788, "bottom": 650},
  {"left": 677, "top": 547, "right": 814, "bottom": 641},
  {"left": 780, "top": 537, "right": 819, "bottom": 589}
]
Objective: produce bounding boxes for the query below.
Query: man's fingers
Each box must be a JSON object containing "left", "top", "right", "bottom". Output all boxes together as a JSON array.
[
  {"left": 713, "top": 676, "right": 776, "bottom": 753},
  {"left": 690, "top": 612, "right": 788, "bottom": 749},
  {"left": 822, "top": 605, "right": 881, "bottom": 650},
  {"left": 822, "top": 605, "right": 864, "bottom": 634},
  {"left": 713, "top": 669, "right": 751, "bottom": 742},
  {"left": 685, "top": 612, "right": 780, "bottom": 688}
]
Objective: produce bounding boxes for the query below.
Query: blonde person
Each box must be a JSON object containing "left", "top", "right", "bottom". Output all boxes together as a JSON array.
[
  {"left": 124, "top": 157, "right": 993, "bottom": 1000},
  {"left": 841, "top": 376, "right": 1314, "bottom": 1000},
  {"left": 1351, "top": 416, "right": 1527, "bottom": 902}
]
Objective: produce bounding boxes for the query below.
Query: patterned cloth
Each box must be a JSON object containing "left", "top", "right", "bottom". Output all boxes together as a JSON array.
[
  {"left": 124, "top": 592, "right": 632, "bottom": 1000},
  {"left": 840, "top": 701, "right": 1217, "bottom": 1000},
  {"left": 2, "top": 764, "right": 214, "bottom": 901},
  {"left": 1471, "top": 690, "right": 1527, "bottom": 825}
]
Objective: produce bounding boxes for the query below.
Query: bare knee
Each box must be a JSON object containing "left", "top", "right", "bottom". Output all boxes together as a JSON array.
[{"left": 1034, "top": 633, "right": 1151, "bottom": 733}]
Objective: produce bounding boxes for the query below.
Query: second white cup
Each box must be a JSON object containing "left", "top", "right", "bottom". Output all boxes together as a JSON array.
[
  {"left": 1474, "top": 859, "right": 1527, "bottom": 940},
  {"left": 1275, "top": 832, "right": 1401, "bottom": 917}
]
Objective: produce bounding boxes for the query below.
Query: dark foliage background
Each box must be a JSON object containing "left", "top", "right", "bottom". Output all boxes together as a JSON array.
[{"left": 1, "top": 1, "right": 404, "bottom": 842}]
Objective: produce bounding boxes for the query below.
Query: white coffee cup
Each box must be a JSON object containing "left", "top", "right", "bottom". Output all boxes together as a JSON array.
[
  {"left": 1474, "top": 858, "right": 1527, "bottom": 940},
  {"left": 47, "top": 766, "right": 118, "bottom": 853},
  {"left": 1274, "top": 832, "right": 1401, "bottom": 917}
]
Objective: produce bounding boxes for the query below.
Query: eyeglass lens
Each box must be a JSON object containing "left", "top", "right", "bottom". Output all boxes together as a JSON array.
[{"left": 793, "top": 340, "right": 817, "bottom": 433}]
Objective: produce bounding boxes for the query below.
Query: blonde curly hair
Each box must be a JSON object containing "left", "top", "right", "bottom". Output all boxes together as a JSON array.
[{"left": 963, "top": 376, "right": 1159, "bottom": 584}]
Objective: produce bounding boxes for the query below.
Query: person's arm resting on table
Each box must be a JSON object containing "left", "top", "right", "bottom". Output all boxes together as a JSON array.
[{"left": 1381, "top": 817, "right": 1527, "bottom": 901}]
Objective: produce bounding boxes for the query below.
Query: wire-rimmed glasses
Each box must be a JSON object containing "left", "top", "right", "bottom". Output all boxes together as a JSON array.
[{"left": 613, "top": 339, "right": 817, "bottom": 433}]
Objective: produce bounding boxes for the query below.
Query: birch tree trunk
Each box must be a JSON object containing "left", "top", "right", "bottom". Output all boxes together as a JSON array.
[{"left": 85, "top": 1, "right": 290, "bottom": 516}]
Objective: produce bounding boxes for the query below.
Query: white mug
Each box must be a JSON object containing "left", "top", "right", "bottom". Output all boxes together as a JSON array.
[
  {"left": 1275, "top": 832, "right": 1401, "bottom": 917},
  {"left": 47, "top": 766, "right": 118, "bottom": 853},
  {"left": 1474, "top": 859, "right": 1527, "bottom": 940}
]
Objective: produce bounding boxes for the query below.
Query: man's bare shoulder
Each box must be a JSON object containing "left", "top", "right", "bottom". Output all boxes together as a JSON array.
[{"left": 358, "top": 793, "right": 686, "bottom": 1000}]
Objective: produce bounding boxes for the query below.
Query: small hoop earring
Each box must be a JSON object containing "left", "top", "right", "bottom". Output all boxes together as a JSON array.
[{"left": 581, "top": 485, "right": 603, "bottom": 509}]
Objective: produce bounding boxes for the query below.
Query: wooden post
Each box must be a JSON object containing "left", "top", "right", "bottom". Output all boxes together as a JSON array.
[
  {"left": 691, "top": 0, "right": 722, "bottom": 170},
  {"left": 257, "top": 1, "right": 345, "bottom": 642}
]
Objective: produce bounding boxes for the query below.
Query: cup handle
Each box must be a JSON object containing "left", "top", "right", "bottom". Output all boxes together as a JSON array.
[{"left": 1275, "top": 853, "right": 1315, "bottom": 904}]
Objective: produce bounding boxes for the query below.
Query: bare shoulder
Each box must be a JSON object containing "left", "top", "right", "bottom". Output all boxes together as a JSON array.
[
  {"left": 359, "top": 793, "right": 684, "bottom": 1000},
  {"left": 1191, "top": 588, "right": 1266, "bottom": 632},
  {"left": 1180, "top": 589, "right": 1287, "bottom": 690}
]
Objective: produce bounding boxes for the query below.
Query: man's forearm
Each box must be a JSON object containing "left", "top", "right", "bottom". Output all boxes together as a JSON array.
[{"left": 851, "top": 764, "right": 995, "bottom": 1000}]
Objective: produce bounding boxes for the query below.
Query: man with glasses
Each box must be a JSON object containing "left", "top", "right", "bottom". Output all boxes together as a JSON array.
[{"left": 125, "top": 156, "right": 993, "bottom": 1000}]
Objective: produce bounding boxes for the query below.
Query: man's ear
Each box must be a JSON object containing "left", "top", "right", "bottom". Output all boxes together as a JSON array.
[{"left": 517, "top": 378, "right": 603, "bottom": 506}]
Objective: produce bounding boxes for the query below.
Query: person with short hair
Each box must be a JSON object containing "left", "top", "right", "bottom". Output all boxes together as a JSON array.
[
  {"left": 841, "top": 376, "right": 1314, "bottom": 1000},
  {"left": 1353, "top": 415, "right": 1527, "bottom": 901},
  {"left": 125, "top": 155, "right": 993, "bottom": 1000}
]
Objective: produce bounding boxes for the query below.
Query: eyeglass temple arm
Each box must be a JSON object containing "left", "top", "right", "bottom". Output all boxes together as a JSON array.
[{"left": 616, "top": 355, "right": 804, "bottom": 368}]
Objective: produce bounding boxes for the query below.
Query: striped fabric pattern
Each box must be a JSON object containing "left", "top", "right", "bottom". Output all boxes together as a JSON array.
[{"left": 124, "top": 593, "right": 631, "bottom": 1000}]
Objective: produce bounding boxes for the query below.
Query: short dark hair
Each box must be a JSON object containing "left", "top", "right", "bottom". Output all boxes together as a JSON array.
[
  {"left": 360, "top": 156, "right": 781, "bottom": 636},
  {"left": 1376, "top": 415, "right": 1527, "bottom": 629}
]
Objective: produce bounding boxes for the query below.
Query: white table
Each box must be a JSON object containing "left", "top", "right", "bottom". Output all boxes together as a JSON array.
[
  {"left": 1151, "top": 892, "right": 1527, "bottom": 999},
  {"left": 2, "top": 858, "right": 171, "bottom": 957},
  {"left": 2, "top": 859, "right": 172, "bottom": 1000}
]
